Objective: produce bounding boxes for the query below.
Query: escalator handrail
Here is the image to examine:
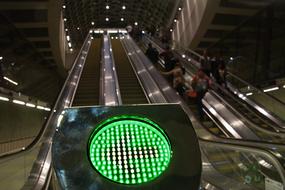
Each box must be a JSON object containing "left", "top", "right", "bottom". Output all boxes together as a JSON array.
[
  {"left": 199, "top": 138, "right": 285, "bottom": 185},
  {"left": 101, "top": 34, "right": 122, "bottom": 106},
  {"left": 209, "top": 89, "right": 285, "bottom": 135},
  {"left": 145, "top": 35, "right": 285, "bottom": 128},
  {"left": 121, "top": 35, "right": 168, "bottom": 104},
  {"left": 21, "top": 34, "right": 92, "bottom": 190},
  {"left": 227, "top": 71, "right": 285, "bottom": 107},
  {"left": 108, "top": 34, "right": 123, "bottom": 105},
  {"left": 69, "top": 38, "right": 94, "bottom": 106},
  {"left": 119, "top": 36, "right": 152, "bottom": 104}
]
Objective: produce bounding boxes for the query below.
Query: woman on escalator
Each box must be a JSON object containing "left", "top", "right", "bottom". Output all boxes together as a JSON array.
[{"left": 161, "top": 61, "right": 186, "bottom": 96}]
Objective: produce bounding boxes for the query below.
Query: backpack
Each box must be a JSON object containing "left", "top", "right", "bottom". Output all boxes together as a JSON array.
[{"left": 192, "top": 76, "right": 209, "bottom": 95}]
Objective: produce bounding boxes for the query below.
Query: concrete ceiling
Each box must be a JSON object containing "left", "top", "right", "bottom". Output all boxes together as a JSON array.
[{"left": 195, "top": 0, "right": 272, "bottom": 50}]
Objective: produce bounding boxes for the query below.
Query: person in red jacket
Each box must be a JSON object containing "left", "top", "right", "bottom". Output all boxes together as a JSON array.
[{"left": 191, "top": 69, "right": 211, "bottom": 120}]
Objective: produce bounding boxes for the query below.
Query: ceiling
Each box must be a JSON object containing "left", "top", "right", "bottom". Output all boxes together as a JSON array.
[{"left": 63, "top": 0, "right": 181, "bottom": 47}]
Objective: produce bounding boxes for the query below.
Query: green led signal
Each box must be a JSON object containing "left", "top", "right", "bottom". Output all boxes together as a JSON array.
[{"left": 88, "top": 116, "right": 172, "bottom": 185}]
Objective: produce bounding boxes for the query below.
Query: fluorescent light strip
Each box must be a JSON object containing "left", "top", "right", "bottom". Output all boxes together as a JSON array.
[
  {"left": 108, "top": 30, "right": 118, "bottom": 33},
  {"left": 13, "top": 99, "right": 25, "bottom": 105},
  {"left": 26, "top": 103, "right": 36, "bottom": 108},
  {"left": 0, "top": 96, "right": 9, "bottom": 101},
  {"left": 37, "top": 105, "right": 45, "bottom": 110},
  {"left": 246, "top": 92, "right": 253, "bottom": 96},
  {"left": 3, "top": 76, "right": 18, "bottom": 86},
  {"left": 263, "top": 87, "right": 279, "bottom": 92},
  {"left": 44, "top": 107, "right": 51, "bottom": 111}
]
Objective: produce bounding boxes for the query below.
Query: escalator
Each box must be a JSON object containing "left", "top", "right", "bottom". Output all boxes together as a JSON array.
[
  {"left": 142, "top": 35, "right": 285, "bottom": 142},
  {"left": 215, "top": 88, "right": 281, "bottom": 132},
  {"left": 140, "top": 40, "right": 227, "bottom": 137},
  {"left": 111, "top": 38, "right": 148, "bottom": 104},
  {"left": 121, "top": 35, "right": 285, "bottom": 189},
  {"left": 72, "top": 37, "right": 102, "bottom": 106}
]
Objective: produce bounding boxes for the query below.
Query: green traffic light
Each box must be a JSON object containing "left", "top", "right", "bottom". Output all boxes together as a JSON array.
[{"left": 88, "top": 115, "right": 172, "bottom": 185}]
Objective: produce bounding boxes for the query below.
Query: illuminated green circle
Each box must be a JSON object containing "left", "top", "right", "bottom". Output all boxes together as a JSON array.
[{"left": 88, "top": 116, "right": 172, "bottom": 185}]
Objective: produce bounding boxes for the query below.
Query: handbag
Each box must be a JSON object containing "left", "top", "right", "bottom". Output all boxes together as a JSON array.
[{"left": 187, "top": 90, "right": 197, "bottom": 98}]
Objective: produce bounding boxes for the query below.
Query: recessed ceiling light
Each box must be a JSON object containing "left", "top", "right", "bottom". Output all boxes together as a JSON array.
[
  {"left": 170, "top": 29, "right": 173, "bottom": 32},
  {"left": 178, "top": 7, "right": 182, "bottom": 11},
  {"left": 77, "top": 27, "right": 80, "bottom": 30},
  {"left": 62, "top": 5, "right": 66, "bottom": 9},
  {"left": 65, "top": 28, "right": 68, "bottom": 32},
  {"left": 106, "top": 5, "right": 110, "bottom": 9},
  {"left": 121, "top": 18, "right": 124, "bottom": 21},
  {"left": 106, "top": 18, "right": 109, "bottom": 22},
  {"left": 134, "top": 22, "right": 138, "bottom": 26},
  {"left": 174, "top": 19, "right": 177, "bottom": 23},
  {"left": 64, "top": 18, "right": 67, "bottom": 22},
  {"left": 122, "top": 5, "right": 126, "bottom": 10},
  {"left": 0, "top": 56, "right": 3, "bottom": 60},
  {"left": 91, "top": 22, "right": 95, "bottom": 25}
]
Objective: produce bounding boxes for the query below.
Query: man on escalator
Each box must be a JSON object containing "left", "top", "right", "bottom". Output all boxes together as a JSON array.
[
  {"left": 145, "top": 43, "right": 159, "bottom": 64},
  {"left": 159, "top": 46, "right": 175, "bottom": 71}
]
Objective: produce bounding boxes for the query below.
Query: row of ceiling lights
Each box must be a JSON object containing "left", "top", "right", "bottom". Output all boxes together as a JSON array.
[
  {"left": 0, "top": 95, "right": 51, "bottom": 112},
  {"left": 170, "top": 7, "right": 183, "bottom": 32},
  {"left": 62, "top": 5, "right": 73, "bottom": 52},
  {"left": 62, "top": 4, "right": 127, "bottom": 10}
]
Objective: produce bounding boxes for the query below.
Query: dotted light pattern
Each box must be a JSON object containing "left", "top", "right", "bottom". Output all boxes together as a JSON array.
[{"left": 88, "top": 116, "right": 172, "bottom": 185}]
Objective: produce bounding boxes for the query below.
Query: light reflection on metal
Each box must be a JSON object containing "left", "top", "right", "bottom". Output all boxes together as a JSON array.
[
  {"left": 101, "top": 34, "right": 122, "bottom": 105},
  {"left": 57, "top": 114, "right": 64, "bottom": 127},
  {"left": 37, "top": 105, "right": 45, "bottom": 110},
  {"left": 0, "top": 96, "right": 9, "bottom": 101},
  {"left": 4, "top": 76, "right": 18, "bottom": 86},
  {"left": 26, "top": 103, "right": 36, "bottom": 108},
  {"left": 259, "top": 159, "right": 272, "bottom": 169},
  {"left": 263, "top": 87, "right": 279, "bottom": 92},
  {"left": 13, "top": 99, "right": 25, "bottom": 105},
  {"left": 206, "top": 103, "right": 241, "bottom": 138}
]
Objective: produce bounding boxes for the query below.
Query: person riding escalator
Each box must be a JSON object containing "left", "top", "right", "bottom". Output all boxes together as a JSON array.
[
  {"left": 161, "top": 62, "right": 186, "bottom": 96},
  {"left": 190, "top": 69, "right": 211, "bottom": 120}
]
